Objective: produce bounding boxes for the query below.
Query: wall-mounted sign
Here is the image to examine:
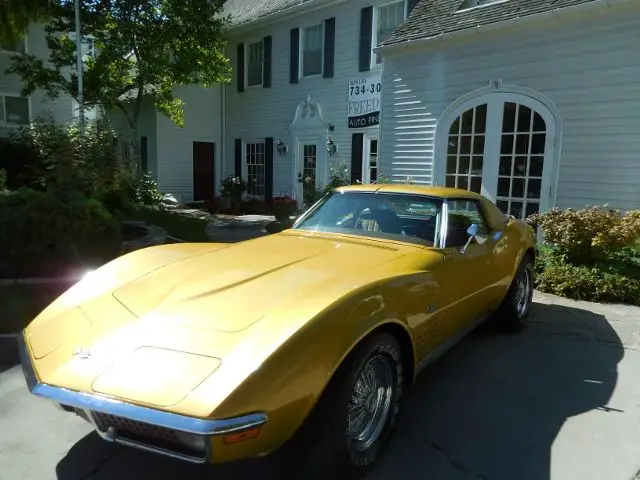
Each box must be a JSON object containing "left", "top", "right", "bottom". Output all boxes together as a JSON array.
[{"left": 348, "top": 74, "right": 381, "bottom": 129}]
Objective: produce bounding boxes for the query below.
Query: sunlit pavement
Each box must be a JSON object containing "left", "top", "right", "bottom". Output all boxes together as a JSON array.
[{"left": 2, "top": 291, "right": 640, "bottom": 480}]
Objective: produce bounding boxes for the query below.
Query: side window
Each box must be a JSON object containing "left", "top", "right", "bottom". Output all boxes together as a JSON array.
[{"left": 446, "top": 199, "right": 489, "bottom": 248}]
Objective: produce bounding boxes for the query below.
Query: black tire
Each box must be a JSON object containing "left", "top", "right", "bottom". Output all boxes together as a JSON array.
[
  {"left": 493, "top": 255, "right": 535, "bottom": 333},
  {"left": 271, "top": 332, "right": 404, "bottom": 479}
]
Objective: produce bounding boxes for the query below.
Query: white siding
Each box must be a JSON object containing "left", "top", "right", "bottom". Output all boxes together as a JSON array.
[
  {"left": 0, "top": 22, "right": 75, "bottom": 134},
  {"left": 225, "top": 0, "right": 388, "bottom": 197},
  {"left": 379, "top": 5, "right": 640, "bottom": 210},
  {"left": 155, "top": 85, "right": 222, "bottom": 201}
]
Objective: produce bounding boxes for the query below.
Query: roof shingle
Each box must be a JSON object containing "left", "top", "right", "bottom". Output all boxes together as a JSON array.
[
  {"left": 223, "top": 0, "right": 317, "bottom": 26},
  {"left": 380, "top": 0, "right": 599, "bottom": 46}
]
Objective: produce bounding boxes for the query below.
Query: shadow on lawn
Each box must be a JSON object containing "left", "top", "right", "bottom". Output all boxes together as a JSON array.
[{"left": 52, "top": 300, "right": 623, "bottom": 480}]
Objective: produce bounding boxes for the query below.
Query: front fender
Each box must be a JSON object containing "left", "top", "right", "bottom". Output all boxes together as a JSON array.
[{"left": 205, "top": 276, "right": 417, "bottom": 463}]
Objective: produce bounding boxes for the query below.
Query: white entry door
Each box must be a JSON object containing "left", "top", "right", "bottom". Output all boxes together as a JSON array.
[
  {"left": 438, "top": 92, "right": 556, "bottom": 220},
  {"left": 294, "top": 139, "right": 327, "bottom": 207}
]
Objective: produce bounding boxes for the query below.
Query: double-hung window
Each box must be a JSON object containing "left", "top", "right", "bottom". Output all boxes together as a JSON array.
[
  {"left": 302, "top": 23, "right": 324, "bottom": 77},
  {"left": 373, "top": 1, "right": 405, "bottom": 65},
  {"left": 1, "top": 95, "right": 30, "bottom": 126},
  {"left": 246, "top": 142, "right": 266, "bottom": 196},
  {"left": 247, "top": 40, "right": 264, "bottom": 87}
]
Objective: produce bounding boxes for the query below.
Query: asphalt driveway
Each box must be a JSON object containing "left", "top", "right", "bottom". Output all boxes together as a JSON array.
[{"left": 2, "top": 291, "right": 640, "bottom": 480}]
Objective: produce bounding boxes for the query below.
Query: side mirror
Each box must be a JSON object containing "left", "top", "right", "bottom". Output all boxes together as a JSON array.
[{"left": 460, "top": 223, "right": 489, "bottom": 253}]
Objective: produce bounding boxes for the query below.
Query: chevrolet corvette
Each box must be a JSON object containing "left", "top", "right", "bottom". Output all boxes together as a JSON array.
[{"left": 19, "top": 184, "right": 536, "bottom": 478}]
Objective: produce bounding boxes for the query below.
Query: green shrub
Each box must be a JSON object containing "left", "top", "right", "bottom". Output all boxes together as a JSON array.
[
  {"left": 303, "top": 162, "right": 352, "bottom": 208},
  {"left": 0, "top": 188, "right": 122, "bottom": 278},
  {"left": 134, "top": 172, "right": 163, "bottom": 206},
  {"left": 0, "top": 117, "right": 140, "bottom": 214},
  {"left": 528, "top": 206, "right": 640, "bottom": 265},
  {"left": 535, "top": 249, "right": 640, "bottom": 305},
  {"left": 0, "top": 169, "right": 7, "bottom": 192}
]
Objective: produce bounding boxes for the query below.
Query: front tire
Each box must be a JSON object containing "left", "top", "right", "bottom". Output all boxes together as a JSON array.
[
  {"left": 494, "top": 255, "right": 535, "bottom": 333},
  {"left": 274, "top": 332, "right": 404, "bottom": 479}
]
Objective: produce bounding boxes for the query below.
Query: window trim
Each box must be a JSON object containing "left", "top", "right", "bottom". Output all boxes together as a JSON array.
[
  {"left": 0, "top": 93, "right": 32, "bottom": 128},
  {"left": 243, "top": 140, "right": 267, "bottom": 198},
  {"left": 245, "top": 38, "right": 264, "bottom": 88},
  {"left": 299, "top": 21, "right": 325, "bottom": 79},
  {"left": 370, "top": 0, "right": 407, "bottom": 70},
  {"left": 0, "top": 35, "right": 28, "bottom": 55}
]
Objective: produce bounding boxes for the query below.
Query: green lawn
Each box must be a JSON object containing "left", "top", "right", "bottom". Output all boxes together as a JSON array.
[
  {"left": 125, "top": 207, "right": 211, "bottom": 242},
  {"left": 0, "top": 283, "right": 68, "bottom": 334}
]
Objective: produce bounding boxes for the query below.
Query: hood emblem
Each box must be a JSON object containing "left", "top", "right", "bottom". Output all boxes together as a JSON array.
[{"left": 73, "top": 347, "right": 91, "bottom": 360}]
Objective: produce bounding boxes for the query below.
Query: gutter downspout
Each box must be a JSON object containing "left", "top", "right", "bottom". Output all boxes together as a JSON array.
[
  {"left": 376, "top": 0, "right": 635, "bottom": 55},
  {"left": 220, "top": 82, "right": 227, "bottom": 192}
]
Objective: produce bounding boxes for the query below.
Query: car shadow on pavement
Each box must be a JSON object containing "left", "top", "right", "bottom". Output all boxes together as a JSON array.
[{"left": 55, "top": 301, "right": 624, "bottom": 480}]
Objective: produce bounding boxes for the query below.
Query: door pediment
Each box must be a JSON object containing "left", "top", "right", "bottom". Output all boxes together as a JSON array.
[{"left": 289, "top": 94, "right": 330, "bottom": 134}]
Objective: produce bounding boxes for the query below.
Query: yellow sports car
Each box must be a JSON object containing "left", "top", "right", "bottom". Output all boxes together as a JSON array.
[{"left": 18, "top": 184, "right": 536, "bottom": 478}]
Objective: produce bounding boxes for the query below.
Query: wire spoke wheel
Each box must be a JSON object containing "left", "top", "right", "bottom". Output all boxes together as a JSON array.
[{"left": 346, "top": 354, "right": 394, "bottom": 452}]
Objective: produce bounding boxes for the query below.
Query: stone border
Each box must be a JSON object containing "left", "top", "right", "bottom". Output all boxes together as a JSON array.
[{"left": 122, "top": 220, "right": 167, "bottom": 252}]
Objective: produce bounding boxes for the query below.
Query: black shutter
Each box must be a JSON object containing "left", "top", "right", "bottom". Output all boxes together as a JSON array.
[
  {"left": 263, "top": 36, "right": 272, "bottom": 88},
  {"left": 351, "top": 133, "right": 364, "bottom": 184},
  {"left": 359, "top": 7, "right": 373, "bottom": 72},
  {"left": 237, "top": 43, "right": 245, "bottom": 92},
  {"left": 234, "top": 139, "right": 242, "bottom": 177},
  {"left": 140, "top": 136, "right": 148, "bottom": 172},
  {"left": 407, "top": 0, "right": 420, "bottom": 15},
  {"left": 323, "top": 17, "right": 335, "bottom": 78},
  {"left": 265, "top": 137, "right": 274, "bottom": 202},
  {"left": 290, "top": 28, "right": 300, "bottom": 84}
]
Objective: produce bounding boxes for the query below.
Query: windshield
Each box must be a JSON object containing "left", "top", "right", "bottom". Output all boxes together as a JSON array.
[{"left": 292, "top": 191, "right": 443, "bottom": 246}]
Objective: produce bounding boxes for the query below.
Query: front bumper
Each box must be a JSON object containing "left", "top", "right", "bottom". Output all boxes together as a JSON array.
[{"left": 17, "top": 334, "right": 267, "bottom": 464}]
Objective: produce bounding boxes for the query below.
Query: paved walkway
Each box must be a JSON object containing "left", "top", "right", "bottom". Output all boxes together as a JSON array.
[{"left": 2, "top": 291, "right": 640, "bottom": 479}]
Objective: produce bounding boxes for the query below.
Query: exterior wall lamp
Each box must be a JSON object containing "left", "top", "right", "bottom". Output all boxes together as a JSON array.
[
  {"left": 276, "top": 140, "right": 288, "bottom": 155},
  {"left": 326, "top": 138, "right": 338, "bottom": 156}
]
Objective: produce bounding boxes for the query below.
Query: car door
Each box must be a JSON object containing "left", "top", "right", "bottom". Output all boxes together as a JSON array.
[{"left": 429, "top": 198, "right": 500, "bottom": 340}]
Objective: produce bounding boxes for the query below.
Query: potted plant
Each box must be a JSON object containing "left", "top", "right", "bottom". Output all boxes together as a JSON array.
[
  {"left": 269, "top": 195, "right": 298, "bottom": 226},
  {"left": 219, "top": 175, "right": 247, "bottom": 213}
]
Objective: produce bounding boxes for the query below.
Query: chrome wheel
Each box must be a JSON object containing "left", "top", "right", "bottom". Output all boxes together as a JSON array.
[
  {"left": 515, "top": 265, "right": 533, "bottom": 317},
  {"left": 346, "top": 354, "right": 394, "bottom": 452}
]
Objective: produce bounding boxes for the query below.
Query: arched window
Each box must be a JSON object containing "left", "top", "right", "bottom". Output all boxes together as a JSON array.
[{"left": 438, "top": 91, "right": 558, "bottom": 220}]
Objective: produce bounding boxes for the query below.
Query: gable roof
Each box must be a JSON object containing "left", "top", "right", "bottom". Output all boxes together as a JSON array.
[
  {"left": 223, "top": 0, "right": 326, "bottom": 27},
  {"left": 380, "top": 0, "right": 599, "bottom": 46}
]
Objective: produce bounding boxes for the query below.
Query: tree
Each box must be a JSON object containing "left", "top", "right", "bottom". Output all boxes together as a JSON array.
[
  {"left": 7, "top": 0, "right": 232, "bottom": 158},
  {"left": 0, "top": 0, "right": 54, "bottom": 43}
]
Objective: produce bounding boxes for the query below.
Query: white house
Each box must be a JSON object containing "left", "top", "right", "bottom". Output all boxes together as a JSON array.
[
  {"left": 136, "top": 0, "right": 421, "bottom": 203},
  {"left": 376, "top": 0, "right": 640, "bottom": 217},
  {"left": 0, "top": 23, "right": 97, "bottom": 138}
]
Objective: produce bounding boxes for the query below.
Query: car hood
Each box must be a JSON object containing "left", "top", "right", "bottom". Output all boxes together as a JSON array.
[
  {"left": 24, "top": 232, "right": 415, "bottom": 413},
  {"left": 110, "top": 231, "right": 406, "bottom": 333}
]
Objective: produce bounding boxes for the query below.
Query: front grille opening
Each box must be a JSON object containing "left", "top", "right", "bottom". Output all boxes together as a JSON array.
[{"left": 91, "top": 412, "right": 208, "bottom": 459}]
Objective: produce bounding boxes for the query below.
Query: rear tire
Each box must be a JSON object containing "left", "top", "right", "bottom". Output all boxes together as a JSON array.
[
  {"left": 493, "top": 255, "right": 535, "bottom": 333},
  {"left": 271, "top": 332, "right": 404, "bottom": 479}
]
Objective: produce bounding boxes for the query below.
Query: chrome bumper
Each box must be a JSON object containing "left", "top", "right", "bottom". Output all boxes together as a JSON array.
[{"left": 17, "top": 333, "right": 267, "bottom": 464}]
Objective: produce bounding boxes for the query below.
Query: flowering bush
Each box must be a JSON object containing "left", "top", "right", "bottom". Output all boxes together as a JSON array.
[
  {"left": 528, "top": 206, "right": 640, "bottom": 265},
  {"left": 219, "top": 175, "right": 246, "bottom": 212},
  {"left": 269, "top": 195, "right": 298, "bottom": 223}
]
